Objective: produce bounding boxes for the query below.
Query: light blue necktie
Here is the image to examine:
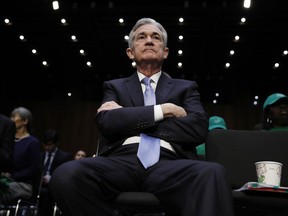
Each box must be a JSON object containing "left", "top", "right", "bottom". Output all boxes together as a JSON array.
[{"left": 137, "top": 77, "right": 160, "bottom": 169}]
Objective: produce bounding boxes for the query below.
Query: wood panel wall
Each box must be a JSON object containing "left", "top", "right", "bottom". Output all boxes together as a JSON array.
[{"left": 2, "top": 100, "right": 262, "bottom": 157}]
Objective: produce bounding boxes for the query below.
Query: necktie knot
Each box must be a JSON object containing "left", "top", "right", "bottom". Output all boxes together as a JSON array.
[{"left": 142, "top": 77, "right": 151, "bottom": 86}]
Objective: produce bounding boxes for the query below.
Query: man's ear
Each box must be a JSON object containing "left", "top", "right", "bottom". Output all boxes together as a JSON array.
[
  {"left": 163, "top": 47, "right": 169, "bottom": 59},
  {"left": 126, "top": 48, "right": 134, "bottom": 60}
]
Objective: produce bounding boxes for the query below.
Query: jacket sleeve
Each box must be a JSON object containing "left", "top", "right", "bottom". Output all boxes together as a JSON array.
[{"left": 0, "top": 116, "right": 15, "bottom": 173}]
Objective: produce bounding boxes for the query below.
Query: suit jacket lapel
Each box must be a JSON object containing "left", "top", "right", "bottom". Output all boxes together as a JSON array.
[
  {"left": 156, "top": 72, "right": 173, "bottom": 104},
  {"left": 124, "top": 73, "right": 144, "bottom": 106}
]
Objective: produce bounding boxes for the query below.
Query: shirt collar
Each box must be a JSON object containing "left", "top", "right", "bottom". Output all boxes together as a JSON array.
[
  {"left": 137, "top": 71, "right": 161, "bottom": 85},
  {"left": 46, "top": 147, "right": 58, "bottom": 156}
]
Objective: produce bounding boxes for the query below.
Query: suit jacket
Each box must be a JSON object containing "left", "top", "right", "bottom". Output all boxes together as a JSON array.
[
  {"left": 95, "top": 72, "right": 209, "bottom": 159},
  {"left": 0, "top": 114, "right": 16, "bottom": 172},
  {"left": 40, "top": 148, "right": 72, "bottom": 175}
]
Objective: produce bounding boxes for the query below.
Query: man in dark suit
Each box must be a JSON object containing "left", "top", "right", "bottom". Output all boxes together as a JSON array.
[
  {"left": 39, "top": 129, "right": 72, "bottom": 216},
  {"left": 50, "top": 18, "right": 234, "bottom": 216},
  {"left": 0, "top": 114, "right": 15, "bottom": 174}
]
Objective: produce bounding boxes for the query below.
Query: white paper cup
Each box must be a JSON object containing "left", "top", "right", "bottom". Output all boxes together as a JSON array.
[{"left": 255, "top": 161, "right": 283, "bottom": 186}]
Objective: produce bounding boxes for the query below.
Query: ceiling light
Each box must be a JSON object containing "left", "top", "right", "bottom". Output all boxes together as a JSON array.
[
  {"left": 71, "top": 35, "right": 78, "bottom": 42},
  {"left": 52, "top": 1, "right": 59, "bottom": 10},
  {"left": 79, "top": 49, "right": 86, "bottom": 55},
  {"left": 240, "top": 17, "right": 246, "bottom": 24},
  {"left": 178, "top": 17, "right": 184, "bottom": 23},
  {"left": 42, "top": 61, "right": 49, "bottom": 66},
  {"left": 234, "top": 35, "right": 240, "bottom": 42},
  {"left": 32, "top": 49, "right": 38, "bottom": 54},
  {"left": 243, "top": 0, "right": 251, "bottom": 8},
  {"left": 86, "top": 61, "right": 92, "bottom": 67},
  {"left": 119, "top": 18, "right": 124, "bottom": 24},
  {"left": 273, "top": 63, "right": 279, "bottom": 68},
  {"left": 19, "top": 35, "right": 26, "bottom": 41},
  {"left": 4, "top": 18, "right": 12, "bottom": 25},
  {"left": 61, "top": 18, "right": 67, "bottom": 25}
]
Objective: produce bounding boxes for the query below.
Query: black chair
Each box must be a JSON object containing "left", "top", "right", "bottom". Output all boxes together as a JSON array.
[
  {"left": 52, "top": 186, "right": 177, "bottom": 216},
  {"left": 111, "top": 192, "right": 176, "bottom": 216},
  {"left": 205, "top": 129, "right": 288, "bottom": 216},
  {"left": 96, "top": 139, "right": 179, "bottom": 216},
  {"left": 0, "top": 165, "right": 43, "bottom": 216},
  {"left": 53, "top": 192, "right": 178, "bottom": 216}
]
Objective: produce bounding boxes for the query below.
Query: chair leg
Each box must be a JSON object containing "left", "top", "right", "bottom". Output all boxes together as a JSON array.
[
  {"left": 53, "top": 203, "right": 60, "bottom": 216},
  {"left": 13, "top": 199, "right": 21, "bottom": 216},
  {"left": 6, "top": 210, "right": 11, "bottom": 216}
]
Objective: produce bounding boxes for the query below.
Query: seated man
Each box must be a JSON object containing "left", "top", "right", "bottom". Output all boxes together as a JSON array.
[{"left": 50, "top": 17, "right": 234, "bottom": 216}]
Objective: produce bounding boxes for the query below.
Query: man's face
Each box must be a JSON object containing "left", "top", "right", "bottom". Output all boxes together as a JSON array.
[
  {"left": 43, "top": 141, "right": 56, "bottom": 153},
  {"left": 127, "top": 24, "right": 169, "bottom": 65}
]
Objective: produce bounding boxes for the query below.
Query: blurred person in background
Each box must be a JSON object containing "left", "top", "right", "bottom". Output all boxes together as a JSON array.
[
  {"left": 0, "top": 113, "right": 15, "bottom": 174},
  {"left": 0, "top": 107, "right": 41, "bottom": 205},
  {"left": 196, "top": 115, "right": 227, "bottom": 159},
  {"left": 39, "top": 129, "right": 72, "bottom": 216},
  {"left": 74, "top": 150, "right": 87, "bottom": 160},
  {"left": 261, "top": 93, "right": 288, "bottom": 131}
]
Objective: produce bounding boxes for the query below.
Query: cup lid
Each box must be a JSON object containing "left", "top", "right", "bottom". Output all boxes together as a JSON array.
[{"left": 255, "top": 161, "right": 283, "bottom": 166}]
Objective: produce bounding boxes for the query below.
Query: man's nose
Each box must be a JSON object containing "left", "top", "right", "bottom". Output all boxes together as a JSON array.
[{"left": 145, "top": 36, "right": 153, "bottom": 43}]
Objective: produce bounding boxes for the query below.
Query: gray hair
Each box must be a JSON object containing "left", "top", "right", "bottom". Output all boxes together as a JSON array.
[
  {"left": 11, "top": 107, "right": 33, "bottom": 133},
  {"left": 128, "top": 18, "right": 168, "bottom": 48}
]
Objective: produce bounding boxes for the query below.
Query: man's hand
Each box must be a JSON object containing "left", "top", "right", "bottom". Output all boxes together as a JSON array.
[
  {"left": 42, "top": 174, "right": 51, "bottom": 184},
  {"left": 161, "top": 103, "right": 187, "bottom": 118},
  {"left": 97, "top": 101, "right": 123, "bottom": 113}
]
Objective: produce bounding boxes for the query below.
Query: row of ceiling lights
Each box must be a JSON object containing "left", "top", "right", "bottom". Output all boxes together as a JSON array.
[
  {"left": 4, "top": 0, "right": 287, "bottom": 71},
  {"left": 215, "top": 0, "right": 287, "bottom": 106},
  {"left": 3, "top": 0, "right": 286, "bottom": 105}
]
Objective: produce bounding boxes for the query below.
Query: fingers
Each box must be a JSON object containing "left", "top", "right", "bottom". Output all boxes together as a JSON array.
[
  {"left": 97, "top": 101, "right": 123, "bottom": 113},
  {"left": 161, "top": 103, "right": 187, "bottom": 118}
]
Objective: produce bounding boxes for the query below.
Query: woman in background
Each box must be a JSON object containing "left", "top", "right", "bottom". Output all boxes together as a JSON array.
[{"left": 0, "top": 107, "right": 41, "bottom": 205}]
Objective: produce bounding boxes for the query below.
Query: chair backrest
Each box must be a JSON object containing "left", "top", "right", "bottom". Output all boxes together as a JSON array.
[{"left": 205, "top": 129, "right": 288, "bottom": 189}]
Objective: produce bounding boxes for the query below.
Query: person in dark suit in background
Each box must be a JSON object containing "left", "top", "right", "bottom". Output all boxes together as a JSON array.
[
  {"left": 39, "top": 129, "right": 72, "bottom": 216},
  {"left": 0, "top": 114, "right": 15, "bottom": 174},
  {"left": 50, "top": 17, "right": 234, "bottom": 216}
]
